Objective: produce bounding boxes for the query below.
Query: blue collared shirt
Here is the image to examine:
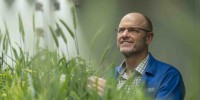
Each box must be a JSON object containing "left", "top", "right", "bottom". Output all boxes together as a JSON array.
[{"left": 115, "top": 53, "right": 185, "bottom": 100}]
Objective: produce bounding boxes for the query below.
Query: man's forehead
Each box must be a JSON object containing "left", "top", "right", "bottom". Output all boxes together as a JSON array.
[
  {"left": 119, "top": 13, "right": 146, "bottom": 27},
  {"left": 122, "top": 13, "right": 145, "bottom": 21}
]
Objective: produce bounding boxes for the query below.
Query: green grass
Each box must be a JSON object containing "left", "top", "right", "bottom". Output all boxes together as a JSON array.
[{"left": 0, "top": 2, "right": 148, "bottom": 100}]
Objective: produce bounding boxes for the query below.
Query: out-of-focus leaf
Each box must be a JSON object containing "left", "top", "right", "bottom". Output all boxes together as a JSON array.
[
  {"left": 99, "top": 45, "right": 110, "bottom": 66},
  {"left": 59, "top": 19, "right": 75, "bottom": 38},
  {"left": 32, "top": 14, "right": 35, "bottom": 33},
  {"left": 71, "top": 5, "right": 77, "bottom": 30},
  {"left": 2, "top": 35, "right": 8, "bottom": 53},
  {"left": 16, "top": 43, "right": 25, "bottom": 64},
  {"left": 0, "top": 29, "right": 3, "bottom": 43},
  {"left": 18, "top": 14, "right": 25, "bottom": 42},
  {"left": 90, "top": 27, "right": 104, "bottom": 50},
  {"left": 56, "top": 23, "right": 67, "bottom": 44},
  {"left": 4, "top": 21, "right": 12, "bottom": 53},
  {"left": 26, "top": 49, "right": 48, "bottom": 66},
  {"left": 12, "top": 47, "right": 19, "bottom": 60},
  {"left": 70, "top": 91, "right": 81, "bottom": 100},
  {"left": 49, "top": 26, "right": 59, "bottom": 48}
]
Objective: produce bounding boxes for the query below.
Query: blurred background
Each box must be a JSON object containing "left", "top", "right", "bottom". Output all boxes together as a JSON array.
[
  {"left": 78, "top": 0, "right": 200, "bottom": 99},
  {"left": 0, "top": 0, "right": 199, "bottom": 99}
]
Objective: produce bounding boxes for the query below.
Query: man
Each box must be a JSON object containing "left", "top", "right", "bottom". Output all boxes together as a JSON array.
[{"left": 88, "top": 12, "right": 185, "bottom": 99}]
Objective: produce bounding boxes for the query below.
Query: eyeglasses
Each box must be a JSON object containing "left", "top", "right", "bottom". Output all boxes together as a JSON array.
[{"left": 116, "top": 27, "right": 151, "bottom": 34}]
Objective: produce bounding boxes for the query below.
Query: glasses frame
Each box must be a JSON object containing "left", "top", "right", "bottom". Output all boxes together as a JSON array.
[{"left": 116, "top": 27, "right": 151, "bottom": 34}]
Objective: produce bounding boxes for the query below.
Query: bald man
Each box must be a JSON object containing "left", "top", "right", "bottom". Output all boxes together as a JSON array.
[{"left": 88, "top": 12, "right": 185, "bottom": 100}]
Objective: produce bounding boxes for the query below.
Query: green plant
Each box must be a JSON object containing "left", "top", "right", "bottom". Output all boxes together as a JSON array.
[{"left": 0, "top": 2, "right": 148, "bottom": 100}]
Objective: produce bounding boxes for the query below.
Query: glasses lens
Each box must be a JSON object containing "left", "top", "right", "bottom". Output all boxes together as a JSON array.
[
  {"left": 127, "top": 27, "right": 138, "bottom": 33},
  {"left": 117, "top": 27, "right": 149, "bottom": 34},
  {"left": 117, "top": 28, "right": 125, "bottom": 33}
]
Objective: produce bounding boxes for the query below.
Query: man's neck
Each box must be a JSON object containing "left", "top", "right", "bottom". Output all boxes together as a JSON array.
[{"left": 125, "top": 51, "right": 148, "bottom": 74}]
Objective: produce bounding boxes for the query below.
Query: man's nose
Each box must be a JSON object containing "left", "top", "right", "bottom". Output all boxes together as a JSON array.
[{"left": 122, "top": 29, "right": 129, "bottom": 36}]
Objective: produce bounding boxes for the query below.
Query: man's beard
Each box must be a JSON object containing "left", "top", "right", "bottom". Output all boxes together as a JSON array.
[{"left": 121, "top": 46, "right": 146, "bottom": 58}]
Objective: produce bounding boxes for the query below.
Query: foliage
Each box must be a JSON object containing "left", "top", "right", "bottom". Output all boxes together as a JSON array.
[{"left": 0, "top": 2, "right": 148, "bottom": 100}]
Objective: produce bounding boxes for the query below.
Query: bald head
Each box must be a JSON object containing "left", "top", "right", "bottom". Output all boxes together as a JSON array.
[{"left": 120, "top": 12, "right": 153, "bottom": 31}]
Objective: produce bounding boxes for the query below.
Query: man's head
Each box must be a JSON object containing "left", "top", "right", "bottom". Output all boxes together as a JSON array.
[{"left": 117, "top": 12, "right": 154, "bottom": 57}]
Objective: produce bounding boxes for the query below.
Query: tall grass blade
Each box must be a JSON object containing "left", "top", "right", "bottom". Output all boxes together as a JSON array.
[
  {"left": 56, "top": 23, "right": 70, "bottom": 58},
  {"left": 59, "top": 19, "right": 75, "bottom": 38},
  {"left": 71, "top": 5, "right": 77, "bottom": 30},
  {"left": 4, "top": 21, "right": 12, "bottom": 51},
  {"left": 18, "top": 14, "right": 25, "bottom": 42},
  {"left": 12, "top": 47, "right": 19, "bottom": 60},
  {"left": 2, "top": 34, "right": 8, "bottom": 54},
  {"left": 26, "top": 49, "right": 48, "bottom": 66},
  {"left": 56, "top": 23, "right": 67, "bottom": 44},
  {"left": 4, "top": 21, "right": 13, "bottom": 62},
  {"left": 0, "top": 29, "right": 3, "bottom": 44},
  {"left": 4, "top": 21, "right": 11, "bottom": 44},
  {"left": 0, "top": 56, "right": 13, "bottom": 70},
  {"left": 100, "top": 62, "right": 115, "bottom": 78},
  {"left": 32, "top": 14, "right": 35, "bottom": 33},
  {"left": 32, "top": 14, "right": 36, "bottom": 54},
  {"left": 99, "top": 45, "right": 110, "bottom": 66},
  {"left": 49, "top": 26, "right": 59, "bottom": 48},
  {"left": 0, "top": 53, "right": 3, "bottom": 69},
  {"left": 59, "top": 19, "right": 79, "bottom": 55},
  {"left": 3, "top": 20, "right": 12, "bottom": 48},
  {"left": 70, "top": 3, "right": 79, "bottom": 55},
  {"left": 16, "top": 44, "right": 25, "bottom": 63},
  {"left": 90, "top": 27, "right": 104, "bottom": 51}
]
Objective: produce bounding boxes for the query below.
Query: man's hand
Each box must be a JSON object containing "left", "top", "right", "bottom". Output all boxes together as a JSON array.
[{"left": 87, "top": 76, "right": 107, "bottom": 96}]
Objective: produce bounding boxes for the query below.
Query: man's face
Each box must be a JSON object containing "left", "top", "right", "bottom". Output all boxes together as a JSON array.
[{"left": 117, "top": 14, "right": 152, "bottom": 56}]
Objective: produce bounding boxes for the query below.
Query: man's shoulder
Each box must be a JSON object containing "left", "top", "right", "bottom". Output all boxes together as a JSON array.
[
  {"left": 148, "top": 54, "right": 181, "bottom": 74},
  {"left": 152, "top": 57, "right": 181, "bottom": 75},
  {"left": 147, "top": 58, "right": 185, "bottom": 99}
]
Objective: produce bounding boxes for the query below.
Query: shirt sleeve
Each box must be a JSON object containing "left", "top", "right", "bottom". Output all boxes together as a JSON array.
[{"left": 155, "top": 68, "right": 185, "bottom": 100}]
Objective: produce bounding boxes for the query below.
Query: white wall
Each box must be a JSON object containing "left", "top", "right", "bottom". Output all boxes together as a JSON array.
[{"left": 0, "top": 0, "right": 85, "bottom": 65}]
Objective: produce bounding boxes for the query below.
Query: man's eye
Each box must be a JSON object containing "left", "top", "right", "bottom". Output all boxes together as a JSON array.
[
  {"left": 118, "top": 29, "right": 125, "bottom": 33},
  {"left": 128, "top": 28, "right": 138, "bottom": 33}
]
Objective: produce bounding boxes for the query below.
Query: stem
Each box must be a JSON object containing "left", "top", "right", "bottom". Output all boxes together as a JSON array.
[
  {"left": 0, "top": 56, "right": 13, "bottom": 71},
  {"left": 74, "top": 30, "right": 79, "bottom": 55},
  {"left": 65, "top": 43, "right": 70, "bottom": 60}
]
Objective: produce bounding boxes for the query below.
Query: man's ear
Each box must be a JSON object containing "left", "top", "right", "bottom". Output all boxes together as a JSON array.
[{"left": 146, "top": 32, "right": 154, "bottom": 45}]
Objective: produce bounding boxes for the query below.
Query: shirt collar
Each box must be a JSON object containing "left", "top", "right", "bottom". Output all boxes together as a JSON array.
[{"left": 118, "top": 54, "right": 150, "bottom": 75}]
